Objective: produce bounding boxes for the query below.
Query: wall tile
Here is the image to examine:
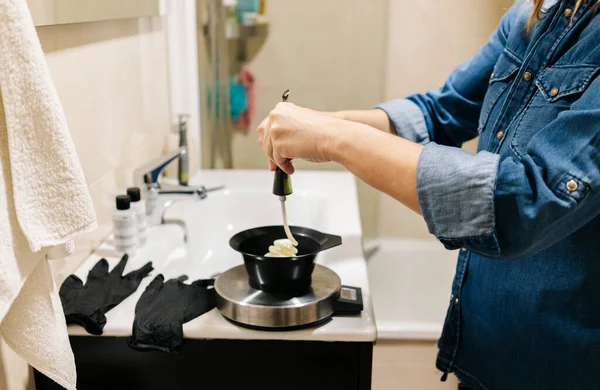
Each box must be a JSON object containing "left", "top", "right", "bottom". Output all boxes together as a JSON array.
[{"left": 35, "top": 18, "right": 171, "bottom": 277}]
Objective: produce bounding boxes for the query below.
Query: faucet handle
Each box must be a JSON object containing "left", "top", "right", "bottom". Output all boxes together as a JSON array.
[
  {"left": 158, "top": 185, "right": 224, "bottom": 199},
  {"left": 133, "top": 147, "right": 185, "bottom": 189},
  {"left": 158, "top": 184, "right": 207, "bottom": 199}
]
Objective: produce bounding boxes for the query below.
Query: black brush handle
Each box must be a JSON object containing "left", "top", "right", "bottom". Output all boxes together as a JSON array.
[
  {"left": 273, "top": 89, "right": 293, "bottom": 196},
  {"left": 273, "top": 167, "right": 293, "bottom": 196}
]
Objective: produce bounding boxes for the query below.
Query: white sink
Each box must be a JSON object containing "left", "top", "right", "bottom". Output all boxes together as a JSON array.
[
  {"left": 163, "top": 188, "right": 329, "bottom": 278},
  {"left": 69, "top": 170, "right": 376, "bottom": 342}
]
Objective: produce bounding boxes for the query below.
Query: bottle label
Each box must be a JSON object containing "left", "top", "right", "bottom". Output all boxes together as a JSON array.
[{"left": 113, "top": 223, "right": 137, "bottom": 236}]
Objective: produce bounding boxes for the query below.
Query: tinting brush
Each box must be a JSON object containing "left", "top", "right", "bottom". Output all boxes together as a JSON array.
[{"left": 272, "top": 89, "right": 293, "bottom": 199}]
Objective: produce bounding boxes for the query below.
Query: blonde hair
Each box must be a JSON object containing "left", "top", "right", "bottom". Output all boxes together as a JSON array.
[{"left": 528, "top": 0, "right": 595, "bottom": 30}]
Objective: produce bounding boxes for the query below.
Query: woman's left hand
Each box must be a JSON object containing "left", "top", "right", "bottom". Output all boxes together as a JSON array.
[{"left": 257, "top": 102, "right": 341, "bottom": 174}]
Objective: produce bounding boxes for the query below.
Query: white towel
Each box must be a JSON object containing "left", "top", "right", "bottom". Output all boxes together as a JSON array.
[{"left": 0, "top": 0, "right": 98, "bottom": 389}]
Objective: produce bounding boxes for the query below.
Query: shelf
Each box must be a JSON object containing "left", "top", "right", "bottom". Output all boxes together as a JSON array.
[
  {"left": 29, "top": 0, "right": 166, "bottom": 27},
  {"left": 203, "top": 22, "right": 269, "bottom": 40}
]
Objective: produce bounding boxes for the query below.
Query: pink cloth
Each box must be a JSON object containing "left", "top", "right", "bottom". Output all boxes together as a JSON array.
[{"left": 235, "top": 66, "right": 256, "bottom": 132}]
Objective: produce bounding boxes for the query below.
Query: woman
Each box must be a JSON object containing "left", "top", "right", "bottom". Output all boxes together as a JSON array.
[{"left": 257, "top": 0, "right": 600, "bottom": 389}]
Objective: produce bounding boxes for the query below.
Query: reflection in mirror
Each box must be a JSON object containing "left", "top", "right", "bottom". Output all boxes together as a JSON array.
[{"left": 198, "top": 0, "right": 269, "bottom": 170}]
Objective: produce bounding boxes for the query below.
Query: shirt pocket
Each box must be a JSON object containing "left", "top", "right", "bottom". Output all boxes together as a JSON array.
[
  {"left": 510, "top": 64, "right": 600, "bottom": 158},
  {"left": 478, "top": 51, "right": 521, "bottom": 133}
]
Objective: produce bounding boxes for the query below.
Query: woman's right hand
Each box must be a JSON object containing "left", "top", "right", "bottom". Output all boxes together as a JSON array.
[
  {"left": 256, "top": 106, "right": 345, "bottom": 171},
  {"left": 256, "top": 116, "right": 278, "bottom": 171},
  {"left": 256, "top": 108, "right": 393, "bottom": 170},
  {"left": 256, "top": 102, "right": 341, "bottom": 174}
]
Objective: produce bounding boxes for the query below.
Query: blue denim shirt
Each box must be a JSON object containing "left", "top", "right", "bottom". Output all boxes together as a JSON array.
[{"left": 377, "top": 1, "right": 600, "bottom": 389}]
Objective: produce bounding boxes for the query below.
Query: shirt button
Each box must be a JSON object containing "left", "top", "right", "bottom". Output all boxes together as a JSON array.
[
  {"left": 490, "top": 72, "right": 494, "bottom": 80},
  {"left": 461, "top": 247, "right": 467, "bottom": 252},
  {"left": 496, "top": 131, "right": 505, "bottom": 139},
  {"left": 566, "top": 180, "right": 578, "bottom": 192},
  {"left": 564, "top": 8, "right": 573, "bottom": 17},
  {"left": 523, "top": 72, "right": 532, "bottom": 81},
  {"left": 550, "top": 87, "right": 559, "bottom": 97},
  {"left": 455, "top": 298, "right": 459, "bottom": 305}
]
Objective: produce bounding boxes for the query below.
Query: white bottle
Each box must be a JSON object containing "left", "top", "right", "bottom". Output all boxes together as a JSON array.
[
  {"left": 127, "top": 187, "right": 148, "bottom": 247},
  {"left": 145, "top": 177, "right": 159, "bottom": 218},
  {"left": 113, "top": 195, "right": 137, "bottom": 256}
]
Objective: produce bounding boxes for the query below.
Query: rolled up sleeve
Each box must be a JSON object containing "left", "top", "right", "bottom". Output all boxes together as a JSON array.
[
  {"left": 374, "top": 99, "right": 430, "bottom": 144},
  {"left": 417, "top": 143, "right": 501, "bottom": 255},
  {"left": 417, "top": 72, "right": 600, "bottom": 259},
  {"left": 375, "top": 1, "right": 520, "bottom": 149}
]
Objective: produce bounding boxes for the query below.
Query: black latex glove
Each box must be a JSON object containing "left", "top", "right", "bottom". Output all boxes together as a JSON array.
[
  {"left": 128, "top": 275, "right": 216, "bottom": 354},
  {"left": 59, "top": 254, "right": 154, "bottom": 335}
]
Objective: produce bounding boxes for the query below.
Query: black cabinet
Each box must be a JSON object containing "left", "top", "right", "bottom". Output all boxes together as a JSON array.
[{"left": 35, "top": 337, "right": 373, "bottom": 390}]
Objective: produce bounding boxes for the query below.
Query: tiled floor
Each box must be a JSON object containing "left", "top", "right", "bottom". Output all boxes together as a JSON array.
[{"left": 372, "top": 340, "right": 458, "bottom": 390}]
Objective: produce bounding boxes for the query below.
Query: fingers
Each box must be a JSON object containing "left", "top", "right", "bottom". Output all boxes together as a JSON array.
[
  {"left": 263, "top": 117, "right": 275, "bottom": 165},
  {"left": 269, "top": 158, "right": 293, "bottom": 174},
  {"left": 88, "top": 258, "right": 109, "bottom": 280},
  {"left": 277, "top": 159, "right": 295, "bottom": 175},
  {"left": 110, "top": 254, "right": 129, "bottom": 276},
  {"left": 257, "top": 116, "right": 269, "bottom": 151},
  {"left": 60, "top": 275, "right": 83, "bottom": 293},
  {"left": 257, "top": 104, "right": 297, "bottom": 174},
  {"left": 267, "top": 140, "right": 292, "bottom": 173},
  {"left": 172, "top": 275, "right": 189, "bottom": 283},
  {"left": 257, "top": 116, "right": 269, "bottom": 137},
  {"left": 144, "top": 274, "right": 165, "bottom": 294},
  {"left": 59, "top": 275, "right": 84, "bottom": 306},
  {"left": 278, "top": 159, "right": 295, "bottom": 175},
  {"left": 161, "top": 275, "right": 189, "bottom": 291},
  {"left": 125, "top": 261, "right": 154, "bottom": 281},
  {"left": 271, "top": 145, "right": 295, "bottom": 174},
  {"left": 191, "top": 279, "right": 215, "bottom": 288},
  {"left": 257, "top": 114, "right": 275, "bottom": 165}
]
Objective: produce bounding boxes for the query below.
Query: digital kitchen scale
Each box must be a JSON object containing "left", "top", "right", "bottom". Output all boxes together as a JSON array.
[{"left": 214, "top": 264, "right": 363, "bottom": 330}]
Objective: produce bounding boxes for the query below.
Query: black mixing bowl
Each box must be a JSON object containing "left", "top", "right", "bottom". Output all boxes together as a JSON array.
[{"left": 229, "top": 226, "right": 342, "bottom": 296}]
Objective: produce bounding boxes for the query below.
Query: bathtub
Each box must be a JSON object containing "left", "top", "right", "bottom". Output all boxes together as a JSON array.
[{"left": 367, "top": 239, "right": 458, "bottom": 340}]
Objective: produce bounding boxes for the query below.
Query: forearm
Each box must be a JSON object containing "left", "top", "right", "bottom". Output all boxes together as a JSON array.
[
  {"left": 329, "top": 109, "right": 394, "bottom": 134},
  {"left": 331, "top": 121, "right": 423, "bottom": 214}
]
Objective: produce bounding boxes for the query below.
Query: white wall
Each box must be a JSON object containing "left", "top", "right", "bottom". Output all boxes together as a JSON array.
[
  {"left": 378, "top": 0, "right": 513, "bottom": 239},
  {"left": 37, "top": 17, "right": 173, "bottom": 281}
]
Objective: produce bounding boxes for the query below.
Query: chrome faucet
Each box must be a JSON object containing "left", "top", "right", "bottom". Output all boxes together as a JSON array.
[
  {"left": 133, "top": 147, "right": 205, "bottom": 194},
  {"left": 133, "top": 147, "right": 224, "bottom": 241}
]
